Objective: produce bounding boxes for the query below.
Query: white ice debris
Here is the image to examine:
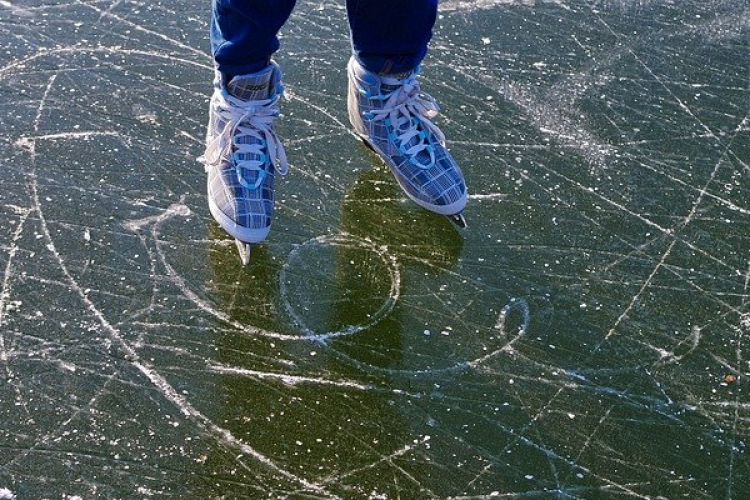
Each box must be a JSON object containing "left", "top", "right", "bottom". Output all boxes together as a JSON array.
[{"left": 0, "top": 489, "right": 15, "bottom": 500}]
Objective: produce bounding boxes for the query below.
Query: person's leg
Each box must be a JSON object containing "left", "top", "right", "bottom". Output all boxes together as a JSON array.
[
  {"left": 346, "top": 0, "right": 438, "bottom": 74},
  {"left": 211, "top": 0, "right": 297, "bottom": 82}
]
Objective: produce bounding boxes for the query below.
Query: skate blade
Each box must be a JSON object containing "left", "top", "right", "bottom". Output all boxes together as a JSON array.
[
  {"left": 235, "top": 239, "right": 252, "bottom": 266},
  {"left": 359, "top": 136, "right": 377, "bottom": 153},
  {"left": 448, "top": 213, "right": 467, "bottom": 229}
]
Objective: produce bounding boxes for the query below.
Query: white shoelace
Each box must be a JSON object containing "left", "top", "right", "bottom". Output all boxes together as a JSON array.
[
  {"left": 202, "top": 90, "right": 288, "bottom": 190},
  {"left": 363, "top": 74, "right": 445, "bottom": 169}
]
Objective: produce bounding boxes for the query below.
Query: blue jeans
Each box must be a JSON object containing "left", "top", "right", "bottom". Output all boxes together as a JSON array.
[{"left": 211, "top": 0, "right": 438, "bottom": 81}]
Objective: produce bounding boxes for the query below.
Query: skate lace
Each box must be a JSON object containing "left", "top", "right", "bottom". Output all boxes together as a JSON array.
[
  {"left": 362, "top": 74, "right": 444, "bottom": 169},
  {"left": 202, "top": 90, "right": 288, "bottom": 190}
]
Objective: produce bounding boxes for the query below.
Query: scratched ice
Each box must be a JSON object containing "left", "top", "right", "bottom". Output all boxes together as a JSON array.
[{"left": 0, "top": 0, "right": 748, "bottom": 498}]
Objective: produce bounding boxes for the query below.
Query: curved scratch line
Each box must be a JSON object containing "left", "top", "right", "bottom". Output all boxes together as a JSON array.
[
  {"left": 140, "top": 205, "right": 312, "bottom": 341},
  {"left": 278, "top": 233, "right": 401, "bottom": 342},
  {"left": 28, "top": 99, "right": 333, "bottom": 499},
  {"left": 34, "top": 182, "right": 332, "bottom": 497},
  {"left": 146, "top": 211, "right": 402, "bottom": 343},
  {"left": 147, "top": 205, "right": 532, "bottom": 376},
  {"left": 147, "top": 205, "right": 531, "bottom": 376},
  {"left": 656, "top": 325, "right": 702, "bottom": 365},
  {"left": 328, "top": 297, "right": 531, "bottom": 377}
]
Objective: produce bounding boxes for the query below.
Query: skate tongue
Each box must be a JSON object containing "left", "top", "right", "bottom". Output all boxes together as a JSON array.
[
  {"left": 227, "top": 68, "right": 275, "bottom": 101},
  {"left": 385, "top": 69, "right": 412, "bottom": 80},
  {"left": 380, "top": 68, "right": 416, "bottom": 92}
]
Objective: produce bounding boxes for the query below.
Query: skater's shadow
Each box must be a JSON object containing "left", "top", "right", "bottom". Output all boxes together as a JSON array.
[
  {"left": 204, "top": 164, "right": 464, "bottom": 369},
  {"left": 319, "top": 165, "right": 464, "bottom": 369},
  {"left": 199, "top": 167, "right": 466, "bottom": 481},
  {"left": 205, "top": 223, "right": 295, "bottom": 366}
]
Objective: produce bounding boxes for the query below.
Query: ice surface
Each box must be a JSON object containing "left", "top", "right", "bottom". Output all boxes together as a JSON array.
[{"left": 0, "top": 0, "right": 748, "bottom": 498}]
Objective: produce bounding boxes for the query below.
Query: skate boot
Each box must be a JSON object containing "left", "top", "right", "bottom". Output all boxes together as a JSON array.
[
  {"left": 201, "top": 62, "right": 288, "bottom": 265},
  {"left": 347, "top": 57, "right": 468, "bottom": 228}
]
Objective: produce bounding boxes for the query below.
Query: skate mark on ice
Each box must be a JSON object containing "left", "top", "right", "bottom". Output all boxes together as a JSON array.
[
  {"left": 147, "top": 205, "right": 535, "bottom": 377},
  {"left": 208, "top": 363, "right": 375, "bottom": 390},
  {"left": 17, "top": 73, "right": 336, "bottom": 498},
  {"left": 279, "top": 233, "right": 401, "bottom": 342}
]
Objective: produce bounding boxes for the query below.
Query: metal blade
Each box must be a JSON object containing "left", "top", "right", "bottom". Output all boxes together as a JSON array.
[{"left": 235, "top": 239, "right": 252, "bottom": 266}]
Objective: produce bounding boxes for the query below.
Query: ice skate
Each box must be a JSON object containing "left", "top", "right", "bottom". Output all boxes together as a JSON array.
[
  {"left": 347, "top": 57, "right": 468, "bottom": 228},
  {"left": 201, "top": 62, "right": 288, "bottom": 265}
]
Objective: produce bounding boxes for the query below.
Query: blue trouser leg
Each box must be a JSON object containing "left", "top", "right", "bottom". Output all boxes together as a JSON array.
[
  {"left": 210, "top": 0, "right": 296, "bottom": 82},
  {"left": 346, "top": 0, "right": 438, "bottom": 74},
  {"left": 210, "top": 0, "right": 438, "bottom": 80}
]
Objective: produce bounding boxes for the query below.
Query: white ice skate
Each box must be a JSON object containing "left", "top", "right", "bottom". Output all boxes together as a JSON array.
[
  {"left": 201, "top": 62, "right": 288, "bottom": 265},
  {"left": 347, "top": 57, "right": 468, "bottom": 228}
]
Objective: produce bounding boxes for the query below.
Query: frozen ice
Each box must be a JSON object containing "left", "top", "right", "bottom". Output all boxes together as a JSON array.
[{"left": 0, "top": 0, "right": 748, "bottom": 498}]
